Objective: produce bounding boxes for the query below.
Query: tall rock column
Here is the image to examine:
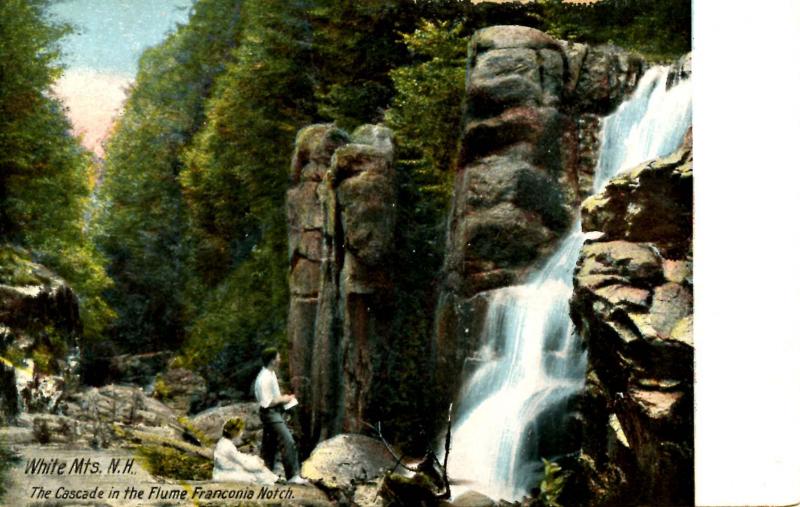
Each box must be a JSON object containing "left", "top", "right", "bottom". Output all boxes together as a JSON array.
[
  {"left": 435, "top": 26, "right": 644, "bottom": 403},
  {"left": 287, "top": 125, "right": 396, "bottom": 447},
  {"left": 287, "top": 124, "right": 349, "bottom": 448}
]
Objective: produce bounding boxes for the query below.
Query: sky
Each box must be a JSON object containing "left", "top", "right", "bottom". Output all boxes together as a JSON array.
[{"left": 48, "top": 0, "right": 193, "bottom": 156}]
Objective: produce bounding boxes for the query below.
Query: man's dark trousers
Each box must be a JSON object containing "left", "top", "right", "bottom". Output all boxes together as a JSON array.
[{"left": 259, "top": 407, "right": 300, "bottom": 479}]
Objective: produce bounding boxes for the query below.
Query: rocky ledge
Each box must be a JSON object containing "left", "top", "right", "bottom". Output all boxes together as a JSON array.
[{"left": 569, "top": 131, "right": 693, "bottom": 506}]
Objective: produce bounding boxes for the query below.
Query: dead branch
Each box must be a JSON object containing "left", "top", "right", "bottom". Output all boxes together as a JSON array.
[
  {"left": 122, "top": 427, "right": 213, "bottom": 460},
  {"left": 376, "top": 421, "right": 417, "bottom": 473},
  {"left": 436, "top": 403, "right": 453, "bottom": 499}
]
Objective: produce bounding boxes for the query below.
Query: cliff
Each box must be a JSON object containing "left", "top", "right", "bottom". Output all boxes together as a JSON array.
[
  {"left": 435, "top": 26, "right": 645, "bottom": 404},
  {"left": 287, "top": 124, "right": 397, "bottom": 447},
  {"left": 0, "top": 245, "right": 82, "bottom": 423},
  {"left": 569, "top": 130, "right": 693, "bottom": 506}
]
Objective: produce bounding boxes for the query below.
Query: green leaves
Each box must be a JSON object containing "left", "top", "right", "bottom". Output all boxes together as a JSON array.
[
  {"left": 539, "top": 458, "right": 567, "bottom": 507},
  {"left": 0, "top": 0, "right": 113, "bottom": 342},
  {"left": 96, "top": 0, "right": 243, "bottom": 351},
  {"left": 541, "top": 0, "right": 691, "bottom": 62}
]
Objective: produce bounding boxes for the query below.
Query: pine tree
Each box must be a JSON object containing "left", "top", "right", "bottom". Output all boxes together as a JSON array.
[
  {"left": 96, "top": 0, "right": 243, "bottom": 352},
  {"left": 0, "top": 0, "right": 113, "bottom": 341}
]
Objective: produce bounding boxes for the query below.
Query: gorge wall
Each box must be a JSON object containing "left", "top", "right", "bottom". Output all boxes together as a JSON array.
[
  {"left": 569, "top": 129, "right": 693, "bottom": 506},
  {"left": 435, "top": 26, "right": 644, "bottom": 403},
  {"left": 285, "top": 25, "right": 693, "bottom": 505},
  {"left": 287, "top": 124, "right": 397, "bottom": 447}
]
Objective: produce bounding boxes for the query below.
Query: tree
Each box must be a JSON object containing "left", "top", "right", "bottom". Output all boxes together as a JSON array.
[
  {"left": 0, "top": 0, "right": 113, "bottom": 341},
  {"left": 96, "top": 0, "right": 243, "bottom": 352}
]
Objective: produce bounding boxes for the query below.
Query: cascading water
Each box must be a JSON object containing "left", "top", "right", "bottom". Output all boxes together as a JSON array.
[{"left": 446, "top": 65, "right": 692, "bottom": 501}]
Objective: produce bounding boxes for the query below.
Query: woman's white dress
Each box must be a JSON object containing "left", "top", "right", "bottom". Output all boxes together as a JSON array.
[{"left": 212, "top": 437, "right": 278, "bottom": 485}]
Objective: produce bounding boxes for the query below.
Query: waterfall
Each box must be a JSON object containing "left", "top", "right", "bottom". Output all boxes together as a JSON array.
[{"left": 445, "top": 65, "right": 692, "bottom": 501}]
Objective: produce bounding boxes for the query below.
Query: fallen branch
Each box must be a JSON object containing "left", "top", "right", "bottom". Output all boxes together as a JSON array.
[
  {"left": 373, "top": 402, "right": 455, "bottom": 499},
  {"left": 121, "top": 427, "right": 213, "bottom": 460},
  {"left": 437, "top": 403, "right": 453, "bottom": 499},
  {"left": 376, "top": 421, "right": 416, "bottom": 473}
]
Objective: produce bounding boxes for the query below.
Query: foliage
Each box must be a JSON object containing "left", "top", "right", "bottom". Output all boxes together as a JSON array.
[
  {"left": 541, "top": 0, "right": 691, "bottom": 61},
  {"left": 136, "top": 445, "right": 212, "bottom": 480},
  {"left": 178, "top": 235, "right": 287, "bottom": 397},
  {"left": 176, "top": 0, "right": 316, "bottom": 388},
  {"left": 96, "top": 0, "right": 243, "bottom": 352},
  {"left": 0, "top": 246, "right": 44, "bottom": 286},
  {"left": 177, "top": 416, "right": 215, "bottom": 448},
  {"left": 386, "top": 20, "right": 466, "bottom": 205},
  {"left": 180, "top": 0, "right": 312, "bottom": 284},
  {"left": 367, "top": 20, "right": 467, "bottom": 452},
  {"left": 306, "top": 0, "right": 412, "bottom": 131},
  {"left": 0, "top": 0, "right": 113, "bottom": 342},
  {"left": 539, "top": 458, "right": 567, "bottom": 507}
]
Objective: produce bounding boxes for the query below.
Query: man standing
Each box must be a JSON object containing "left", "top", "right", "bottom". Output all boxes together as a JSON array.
[{"left": 254, "top": 347, "right": 307, "bottom": 484}]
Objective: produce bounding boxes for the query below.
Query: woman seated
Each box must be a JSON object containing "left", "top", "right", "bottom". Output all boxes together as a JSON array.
[{"left": 212, "top": 418, "right": 278, "bottom": 485}]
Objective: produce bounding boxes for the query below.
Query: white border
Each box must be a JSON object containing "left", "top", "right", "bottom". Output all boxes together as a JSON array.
[{"left": 695, "top": 0, "right": 800, "bottom": 504}]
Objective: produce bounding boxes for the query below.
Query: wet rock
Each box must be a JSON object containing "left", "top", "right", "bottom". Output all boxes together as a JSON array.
[
  {"left": 582, "top": 143, "right": 692, "bottom": 258},
  {"left": 570, "top": 136, "right": 693, "bottom": 506},
  {"left": 577, "top": 241, "right": 663, "bottom": 284},
  {"left": 379, "top": 473, "right": 440, "bottom": 507}
]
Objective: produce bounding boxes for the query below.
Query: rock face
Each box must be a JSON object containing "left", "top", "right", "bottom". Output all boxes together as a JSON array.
[
  {"left": 287, "top": 124, "right": 397, "bottom": 447},
  {"left": 569, "top": 133, "right": 693, "bottom": 505},
  {"left": 0, "top": 245, "right": 81, "bottom": 423},
  {"left": 436, "top": 26, "right": 644, "bottom": 403},
  {"left": 108, "top": 351, "right": 172, "bottom": 387},
  {"left": 153, "top": 366, "right": 208, "bottom": 415}
]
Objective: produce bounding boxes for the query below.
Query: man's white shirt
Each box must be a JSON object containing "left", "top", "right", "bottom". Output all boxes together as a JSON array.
[{"left": 254, "top": 367, "right": 280, "bottom": 409}]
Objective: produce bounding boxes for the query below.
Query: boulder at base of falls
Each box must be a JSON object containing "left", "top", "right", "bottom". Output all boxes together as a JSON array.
[
  {"left": 448, "top": 490, "right": 498, "bottom": 507},
  {"left": 190, "top": 402, "right": 262, "bottom": 452},
  {"left": 568, "top": 130, "right": 693, "bottom": 506},
  {"left": 301, "top": 434, "right": 395, "bottom": 491}
]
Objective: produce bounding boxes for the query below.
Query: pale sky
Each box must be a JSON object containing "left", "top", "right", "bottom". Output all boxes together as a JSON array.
[{"left": 49, "top": 0, "right": 192, "bottom": 156}]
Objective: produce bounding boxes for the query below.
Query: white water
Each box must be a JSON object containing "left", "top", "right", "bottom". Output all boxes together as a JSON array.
[{"left": 446, "top": 66, "right": 692, "bottom": 502}]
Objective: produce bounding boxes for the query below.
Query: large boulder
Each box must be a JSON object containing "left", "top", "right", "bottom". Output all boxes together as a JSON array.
[
  {"left": 300, "top": 434, "right": 395, "bottom": 490},
  {"left": 570, "top": 134, "right": 693, "bottom": 506},
  {"left": 190, "top": 402, "right": 261, "bottom": 451}
]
